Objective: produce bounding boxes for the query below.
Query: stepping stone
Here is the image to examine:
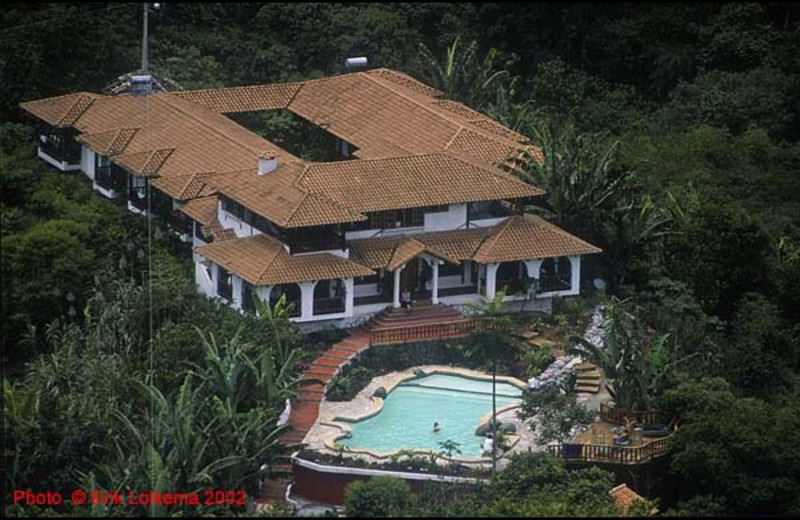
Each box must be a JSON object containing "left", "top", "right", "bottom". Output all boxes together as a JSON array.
[
  {"left": 575, "top": 362, "right": 598, "bottom": 372},
  {"left": 576, "top": 385, "right": 600, "bottom": 394},
  {"left": 576, "top": 370, "right": 601, "bottom": 380}
]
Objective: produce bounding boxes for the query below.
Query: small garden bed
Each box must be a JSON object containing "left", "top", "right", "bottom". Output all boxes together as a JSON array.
[{"left": 295, "top": 449, "right": 492, "bottom": 479}]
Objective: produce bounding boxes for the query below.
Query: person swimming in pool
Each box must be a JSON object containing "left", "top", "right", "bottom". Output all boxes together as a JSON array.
[{"left": 433, "top": 422, "right": 441, "bottom": 432}]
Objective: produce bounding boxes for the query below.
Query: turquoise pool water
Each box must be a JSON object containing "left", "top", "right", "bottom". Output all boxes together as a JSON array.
[{"left": 339, "top": 374, "right": 522, "bottom": 457}]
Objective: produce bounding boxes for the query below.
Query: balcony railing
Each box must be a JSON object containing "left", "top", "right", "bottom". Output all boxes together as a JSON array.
[
  {"left": 40, "top": 137, "right": 81, "bottom": 165},
  {"left": 168, "top": 210, "right": 193, "bottom": 236},
  {"left": 129, "top": 185, "right": 149, "bottom": 211},
  {"left": 537, "top": 274, "right": 572, "bottom": 293},
  {"left": 95, "top": 164, "right": 127, "bottom": 192},
  {"left": 313, "top": 297, "right": 346, "bottom": 315}
]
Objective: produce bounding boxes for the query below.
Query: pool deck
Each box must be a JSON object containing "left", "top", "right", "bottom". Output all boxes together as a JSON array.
[{"left": 302, "top": 365, "right": 546, "bottom": 467}]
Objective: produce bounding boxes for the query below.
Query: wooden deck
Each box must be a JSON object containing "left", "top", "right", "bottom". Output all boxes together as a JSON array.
[{"left": 548, "top": 434, "right": 674, "bottom": 465}]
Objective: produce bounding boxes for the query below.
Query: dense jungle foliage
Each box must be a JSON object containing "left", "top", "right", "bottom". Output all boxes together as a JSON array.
[{"left": 2, "top": 3, "right": 800, "bottom": 517}]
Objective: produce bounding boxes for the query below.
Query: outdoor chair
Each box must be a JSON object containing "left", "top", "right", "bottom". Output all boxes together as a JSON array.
[{"left": 641, "top": 418, "right": 678, "bottom": 437}]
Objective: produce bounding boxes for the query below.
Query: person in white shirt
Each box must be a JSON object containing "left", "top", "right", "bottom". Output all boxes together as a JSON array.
[{"left": 482, "top": 434, "right": 494, "bottom": 456}]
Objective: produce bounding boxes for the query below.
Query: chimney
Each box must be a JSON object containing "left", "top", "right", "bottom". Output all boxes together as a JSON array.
[{"left": 258, "top": 153, "right": 277, "bottom": 175}]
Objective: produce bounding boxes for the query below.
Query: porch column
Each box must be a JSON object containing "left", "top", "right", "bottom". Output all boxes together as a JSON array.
[
  {"left": 344, "top": 277, "right": 355, "bottom": 317},
  {"left": 524, "top": 259, "right": 543, "bottom": 295},
  {"left": 231, "top": 275, "right": 243, "bottom": 310},
  {"left": 569, "top": 255, "right": 581, "bottom": 295},
  {"left": 431, "top": 261, "right": 440, "bottom": 305},
  {"left": 392, "top": 264, "right": 406, "bottom": 308},
  {"left": 485, "top": 262, "right": 500, "bottom": 301},
  {"left": 299, "top": 281, "right": 316, "bottom": 319}
]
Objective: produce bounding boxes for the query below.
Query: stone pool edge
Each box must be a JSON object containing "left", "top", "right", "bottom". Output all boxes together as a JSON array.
[{"left": 313, "top": 365, "right": 527, "bottom": 464}]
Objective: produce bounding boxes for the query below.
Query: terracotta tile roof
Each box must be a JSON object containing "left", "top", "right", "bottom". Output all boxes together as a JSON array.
[
  {"left": 349, "top": 233, "right": 472, "bottom": 271},
  {"left": 196, "top": 234, "right": 373, "bottom": 286},
  {"left": 204, "top": 220, "right": 237, "bottom": 242},
  {"left": 77, "top": 127, "right": 141, "bottom": 156},
  {"left": 385, "top": 237, "right": 460, "bottom": 271},
  {"left": 152, "top": 171, "right": 215, "bottom": 201},
  {"left": 367, "top": 68, "right": 444, "bottom": 98},
  {"left": 296, "top": 153, "right": 542, "bottom": 213},
  {"left": 472, "top": 214, "right": 601, "bottom": 264},
  {"left": 115, "top": 147, "right": 175, "bottom": 177},
  {"left": 174, "top": 83, "right": 303, "bottom": 113},
  {"left": 350, "top": 215, "right": 600, "bottom": 269},
  {"left": 349, "top": 236, "right": 400, "bottom": 269},
  {"left": 20, "top": 92, "right": 99, "bottom": 127},
  {"left": 415, "top": 227, "right": 490, "bottom": 260},
  {"left": 610, "top": 484, "right": 658, "bottom": 515},
  {"left": 179, "top": 196, "right": 217, "bottom": 225},
  {"left": 21, "top": 71, "right": 545, "bottom": 233},
  {"left": 217, "top": 163, "right": 367, "bottom": 228}
]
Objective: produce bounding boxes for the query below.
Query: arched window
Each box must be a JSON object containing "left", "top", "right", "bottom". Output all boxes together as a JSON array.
[
  {"left": 538, "top": 257, "right": 572, "bottom": 292},
  {"left": 496, "top": 261, "right": 529, "bottom": 295},
  {"left": 313, "top": 278, "right": 346, "bottom": 315},
  {"left": 269, "top": 283, "right": 301, "bottom": 317}
]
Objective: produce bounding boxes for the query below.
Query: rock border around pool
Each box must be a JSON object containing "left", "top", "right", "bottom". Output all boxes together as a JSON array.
[{"left": 309, "top": 365, "right": 527, "bottom": 464}]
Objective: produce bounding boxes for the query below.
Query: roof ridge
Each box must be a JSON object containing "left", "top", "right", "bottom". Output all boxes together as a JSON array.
[
  {"left": 255, "top": 235, "right": 285, "bottom": 284},
  {"left": 472, "top": 217, "right": 515, "bottom": 262}
]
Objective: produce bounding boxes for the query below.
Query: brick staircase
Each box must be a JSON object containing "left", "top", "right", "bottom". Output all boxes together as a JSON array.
[{"left": 366, "top": 303, "right": 469, "bottom": 331}]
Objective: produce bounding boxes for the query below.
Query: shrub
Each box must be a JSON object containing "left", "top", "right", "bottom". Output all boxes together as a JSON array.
[{"left": 344, "top": 477, "right": 418, "bottom": 517}]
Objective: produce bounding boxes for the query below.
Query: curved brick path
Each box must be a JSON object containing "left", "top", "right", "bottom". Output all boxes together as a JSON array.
[
  {"left": 281, "top": 329, "right": 371, "bottom": 440},
  {"left": 258, "top": 329, "right": 371, "bottom": 508}
]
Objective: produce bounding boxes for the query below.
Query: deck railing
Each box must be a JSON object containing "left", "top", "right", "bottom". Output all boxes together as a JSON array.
[
  {"left": 548, "top": 435, "right": 673, "bottom": 465},
  {"left": 599, "top": 404, "right": 664, "bottom": 426},
  {"left": 369, "top": 318, "right": 506, "bottom": 345}
]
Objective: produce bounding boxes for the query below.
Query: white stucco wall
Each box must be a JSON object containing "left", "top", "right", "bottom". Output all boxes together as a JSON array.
[
  {"left": 81, "top": 146, "right": 95, "bottom": 180},
  {"left": 468, "top": 216, "right": 509, "bottom": 228},
  {"left": 424, "top": 204, "right": 466, "bottom": 232},
  {"left": 195, "top": 258, "right": 214, "bottom": 298}
]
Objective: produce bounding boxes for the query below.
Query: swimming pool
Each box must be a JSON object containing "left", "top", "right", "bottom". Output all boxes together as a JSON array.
[{"left": 339, "top": 373, "right": 523, "bottom": 457}]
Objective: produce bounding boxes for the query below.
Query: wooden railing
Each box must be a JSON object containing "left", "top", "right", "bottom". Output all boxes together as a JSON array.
[
  {"left": 599, "top": 404, "right": 664, "bottom": 426},
  {"left": 369, "top": 319, "right": 505, "bottom": 345},
  {"left": 548, "top": 435, "right": 673, "bottom": 465}
]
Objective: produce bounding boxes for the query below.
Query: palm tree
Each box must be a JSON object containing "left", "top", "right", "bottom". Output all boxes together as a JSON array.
[
  {"left": 465, "top": 292, "right": 518, "bottom": 476},
  {"left": 511, "top": 119, "right": 632, "bottom": 238},
  {"left": 600, "top": 195, "right": 674, "bottom": 292},
  {"left": 415, "top": 35, "right": 512, "bottom": 109}
]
